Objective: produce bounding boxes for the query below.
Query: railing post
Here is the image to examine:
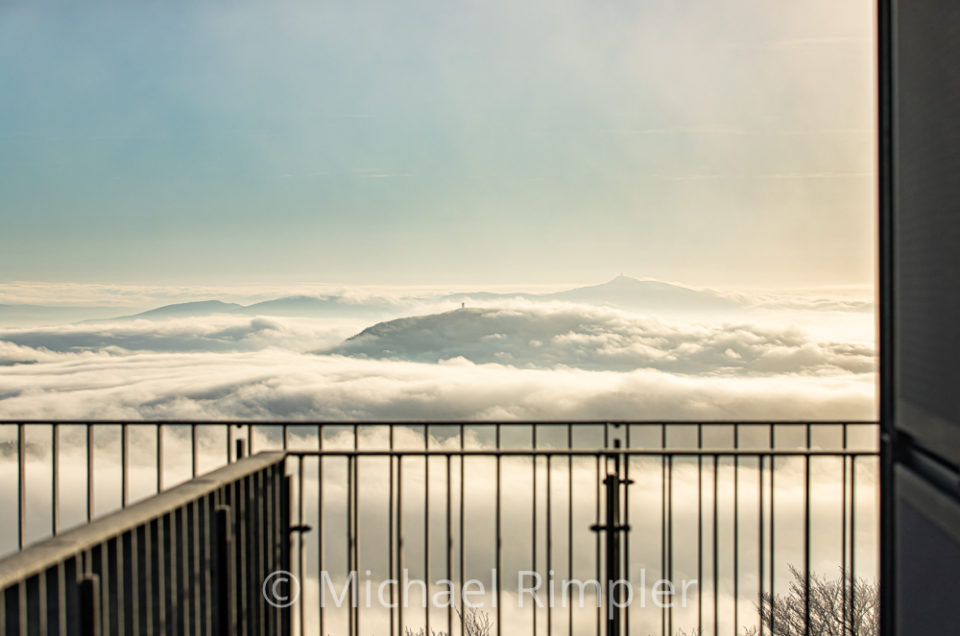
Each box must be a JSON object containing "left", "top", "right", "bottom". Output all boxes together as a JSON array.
[{"left": 591, "top": 441, "right": 632, "bottom": 636}]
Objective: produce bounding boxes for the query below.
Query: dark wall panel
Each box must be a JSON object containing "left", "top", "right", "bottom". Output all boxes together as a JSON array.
[
  {"left": 894, "top": 0, "right": 960, "bottom": 462},
  {"left": 895, "top": 468, "right": 960, "bottom": 633},
  {"left": 886, "top": 1, "right": 960, "bottom": 634}
]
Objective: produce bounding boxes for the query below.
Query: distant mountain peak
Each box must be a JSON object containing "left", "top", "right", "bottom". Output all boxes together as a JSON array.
[
  {"left": 547, "top": 276, "right": 738, "bottom": 311},
  {"left": 605, "top": 274, "right": 647, "bottom": 285},
  {"left": 133, "top": 300, "right": 243, "bottom": 318}
]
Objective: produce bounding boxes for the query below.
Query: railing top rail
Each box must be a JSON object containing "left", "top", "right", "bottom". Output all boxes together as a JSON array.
[
  {"left": 287, "top": 448, "right": 878, "bottom": 457},
  {"left": 0, "top": 451, "right": 285, "bottom": 589},
  {"left": 0, "top": 419, "right": 879, "bottom": 426}
]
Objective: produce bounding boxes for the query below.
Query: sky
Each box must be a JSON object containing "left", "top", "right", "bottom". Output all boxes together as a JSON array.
[{"left": 0, "top": 0, "right": 876, "bottom": 289}]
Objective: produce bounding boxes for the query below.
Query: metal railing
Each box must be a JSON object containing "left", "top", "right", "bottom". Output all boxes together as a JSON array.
[
  {"left": 0, "top": 421, "right": 879, "bottom": 635},
  {"left": 0, "top": 451, "right": 289, "bottom": 636},
  {"left": 283, "top": 422, "right": 879, "bottom": 636}
]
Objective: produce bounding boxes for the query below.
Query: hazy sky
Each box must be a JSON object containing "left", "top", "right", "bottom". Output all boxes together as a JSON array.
[{"left": 0, "top": 0, "right": 876, "bottom": 289}]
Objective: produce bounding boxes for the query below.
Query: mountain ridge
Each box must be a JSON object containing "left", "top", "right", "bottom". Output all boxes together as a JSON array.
[{"left": 89, "top": 276, "right": 743, "bottom": 321}]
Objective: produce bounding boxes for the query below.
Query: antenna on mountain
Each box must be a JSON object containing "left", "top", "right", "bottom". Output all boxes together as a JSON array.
[{"left": 461, "top": 302, "right": 465, "bottom": 309}]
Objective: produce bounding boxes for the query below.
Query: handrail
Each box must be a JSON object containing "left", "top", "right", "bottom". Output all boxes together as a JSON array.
[
  {"left": 0, "top": 419, "right": 878, "bottom": 425},
  {"left": 0, "top": 451, "right": 285, "bottom": 589},
  {"left": 286, "top": 448, "right": 878, "bottom": 457}
]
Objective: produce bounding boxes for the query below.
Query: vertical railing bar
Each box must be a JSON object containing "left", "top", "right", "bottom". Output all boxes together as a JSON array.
[
  {"left": 606, "top": 441, "right": 621, "bottom": 636},
  {"left": 603, "top": 425, "right": 609, "bottom": 636},
  {"left": 713, "top": 454, "right": 719, "bottom": 636},
  {"left": 282, "top": 462, "right": 289, "bottom": 635},
  {"left": 850, "top": 455, "right": 857, "bottom": 635},
  {"left": 318, "top": 425, "right": 325, "bottom": 636},
  {"left": 623, "top": 424, "right": 631, "bottom": 636},
  {"left": 247, "top": 424, "right": 253, "bottom": 456},
  {"left": 121, "top": 423, "right": 128, "bottom": 509},
  {"left": 298, "top": 456, "right": 305, "bottom": 636},
  {"left": 156, "top": 424, "right": 163, "bottom": 495},
  {"left": 216, "top": 493, "right": 230, "bottom": 635},
  {"left": 243, "top": 475, "right": 253, "bottom": 634},
  {"left": 698, "top": 422, "right": 704, "bottom": 636},
  {"left": 734, "top": 424, "right": 740, "bottom": 635},
  {"left": 87, "top": 424, "right": 95, "bottom": 522},
  {"left": 117, "top": 530, "right": 126, "bottom": 636},
  {"left": 668, "top": 453, "right": 673, "bottom": 636},
  {"left": 52, "top": 423, "right": 59, "bottom": 536},
  {"left": 267, "top": 469, "right": 276, "bottom": 635},
  {"left": 199, "top": 493, "right": 210, "bottom": 635},
  {"left": 595, "top": 453, "right": 601, "bottom": 636},
  {"left": 17, "top": 422, "right": 25, "bottom": 550},
  {"left": 397, "top": 455, "right": 404, "bottom": 636},
  {"left": 142, "top": 518, "right": 153, "bottom": 634},
  {"left": 567, "top": 423, "right": 573, "bottom": 636},
  {"left": 425, "top": 425, "right": 430, "bottom": 636},
  {"left": 261, "top": 467, "right": 269, "bottom": 635},
  {"left": 770, "top": 425, "right": 776, "bottom": 636},
  {"left": 165, "top": 510, "right": 177, "bottom": 636},
  {"left": 353, "top": 445, "right": 360, "bottom": 636},
  {"left": 841, "top": 424, "right": 848, "bottom": 634},
  {"left": 352, "top": 424, "right": 360, "bottom": 636},
  {"left": 257, "top": 470, "right": 267, "bottom": 636},
  {"left": 16, "top": 578, "right": 27, "bottom": 636},
  {"left": 37, "top": 562, "right": 48, "bottom": 636},
  {"left": 758, "top": 452, "right": 764, "bottom": 636},
  {"left": 346, "top": 453, "right": 354, "bottom": 636},
  {"left": 284, "top": 424, "right": 289, "bottom": 451},
  {"left": 226, "top": 424, "right": 232, "bottom": 465},
  {"left": 804, "top": 423, "right": 811, "bottom": 636},
  {"left": 192, "top": 423, "right": 198, "bottom": 480},
  {"left": 0, "top": 559, "right": 6, "bottom": 631},
  {"left": 532, "top": 425, "right": 538, "bottom": 636},
  {"left": 389, "top": 425, "right": 395, "bottom": 636},
  {"left": 459, "top": 424, "right": 465, "bottom": 636},
  {"left": 661, "top": 423, "right": 666, "bottom": 636},
  {"left": 495, "top": 423, "right": 502, "bottom": 636},
  {"left": 446, "top": 451, "right": 453, "bottom": 636},
  {"left": 546, "top": 452, "right": 552, "bottom": 636},
  {"left": 127, "top": 527, "right": 139, "bottom": 636},
  {"left": 179, "top": 501, "right": 189, "bottom": 635},
  {"left": 237, "top": 479, "right": 248, "bottom": 636}
]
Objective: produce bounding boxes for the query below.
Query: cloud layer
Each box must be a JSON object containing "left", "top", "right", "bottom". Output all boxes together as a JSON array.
[
  {"left": 0, "top": 348, "right": 875, "bottom": 421},
  {"left": 0, "top": 315, "right": 351, "bottom": 356},
  {"left": 0, "top": 302, "right": 876, "bottom": 421},
  {"left": 325, "top": 306, "right": 875, "bottom": 376}
]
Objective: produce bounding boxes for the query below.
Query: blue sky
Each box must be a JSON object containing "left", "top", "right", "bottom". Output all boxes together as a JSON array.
[{"left": 0, "top": 0, "right": 875, "bottom": 288}]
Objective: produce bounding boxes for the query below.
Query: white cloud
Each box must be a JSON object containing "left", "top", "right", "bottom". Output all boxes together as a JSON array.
[
  {"left": 0, "top": 315, "right": 350, "bottom": 356},
  {"left": 326, "top": 306, "right": 875, "bottom": 376},
  {"left": 0, "top": 304, "right": 876, "bottom": 421},
  {"left": 0, "top": 349, "right": 875, "bottom": 421}
]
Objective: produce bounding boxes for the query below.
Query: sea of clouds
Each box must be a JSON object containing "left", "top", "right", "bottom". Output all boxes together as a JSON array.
[
  {"left": 0, "top": 300, "right": 876, "bottom": 421},
  {"left": 0, "top": 294, "right": 878, "bottom": 635}
]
